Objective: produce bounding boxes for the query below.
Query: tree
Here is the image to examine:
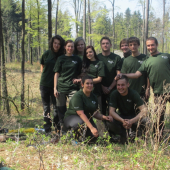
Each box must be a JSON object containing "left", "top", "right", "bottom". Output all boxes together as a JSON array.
[
  {"left": 83, "top": 0, "right": 86, "bottom": 41},
  {"left": 21, "top": 0, "right": 25, "bottom": 110},
  {"left": 48, "top": 0, "right": 52, "bottom": 43},
  {"left": 87, "top": 0, "right": 92, "bottom": 45},
  {"left": 162, "top": 0, "right": 165, "bottom": 52},
  {"left": 55, "top": 0, "right": 59, "bottom": 35}
]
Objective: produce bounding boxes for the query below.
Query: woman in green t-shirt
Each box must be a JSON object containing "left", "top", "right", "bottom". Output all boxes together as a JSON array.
[
  {"left": 64, "top": 75, "right": 112, "bottom": 140},
  {"left": 53, "top": 40, "right": 82, "bottom": 128},
  {"left": 40, "top": 35, "right": 65, "bottom": 133},
  {"left": 74, "top": 37, "right": 86, "bottom": 60}
]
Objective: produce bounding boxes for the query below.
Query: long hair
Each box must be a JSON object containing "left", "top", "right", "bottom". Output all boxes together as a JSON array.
[
  {"left": 74, "top": 37, "right": 86, "bottom": 55},
  {"left": 49, "top": 35, "right": 65, "bottom": 56}
]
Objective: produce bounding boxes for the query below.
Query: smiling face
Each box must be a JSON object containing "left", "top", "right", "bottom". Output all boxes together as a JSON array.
[
  {"left": 65, "top": 42, "right": 74, "bottom": 55},
  {"left": 146, "top": 40, "right": 158, "bottom": 55},
  {"left": 128, "top": 42, "right": 139, "bottom": 53},
  {"left": 53, "top": 39, "right": 61, "bottom": 52},
  {"left": 86, "top": 48, "right": 95, "bottom": 61},
  {"left": 120, "top": 43, "right": 130, "bottom": 53},
  {"left": 117, "top": 79, "right": 129, "bottom": 96},
  {"left": 101, "top": 39, "right": 112, "bottom": 52},
  {"left": 82, "top": 79, "right": 93, "bottom": 93},
  {"left": 77, "top": 40, "right": 85, "bottom": 53}
]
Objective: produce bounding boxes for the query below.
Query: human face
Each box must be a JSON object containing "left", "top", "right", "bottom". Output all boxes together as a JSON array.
[
  {"left": 77, "top": 40, "right": 85, "bottom": 53},
  {"left": 117, "top": 79, "right": 129, "bottom": 96},
  {"left": 86, "top": 48, "right": 95, "bottom": 61},
  {"left": 120, "top": 43, "right": 130, "bottom": 53},
  {"left": 65, "top": 42, "right": 74, "bottom": 55},
  {"left": 82, "top": 79, "right": 93, "bottom": 93},
  {"left": 128, "top": 42, "right": 139, "bottom": 53},
  {"left": 146, "top": 40, "right": 158, "bottom": 55},
  {"left": 101, "top": 39, "right": 111, "bottom": 52},
  {"left": 53, "top": 39, "right": 61, "bottom": 52}
]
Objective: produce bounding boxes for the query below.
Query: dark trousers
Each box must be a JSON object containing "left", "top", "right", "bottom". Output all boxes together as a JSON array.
[
  {"left": 40, "top": 85, "right": 60, "bottom": 132},
  {"left": 64, "top": 115, "right": 97, "bottom": 142},
  {"left": 106, "top": 115, "right": 147, "bottom": 144},
  {"left": 101, "top": 93, "right": 110, "bottom": 116},
  {"left": 153, "top": 93, "right": 170, "bottom": 139}
]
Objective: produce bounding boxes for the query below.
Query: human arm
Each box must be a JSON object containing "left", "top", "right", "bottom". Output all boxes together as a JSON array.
[
  {"left": 145, "top": 77, "right": 150, "bottom": 100},
  {"left": 40, "top": 65, "right": 44, "bottom": 73},
  {"left": 125, "top": 105, "right": 147, "bottom": 129},
  {"left": 93, "top": 110, "right": 113, "bottom": 122},
  {"left": 93, "top": 76, "right": 103, "bottom": 84},
  {"left": 76, "top": 110, "right": 99, "bottom": 137},
  {"left": 54, "top": 72, "right": 60, "bottom": 98},
  {"left": 115, "top": 71, "right": 142, "bottom": 80}
]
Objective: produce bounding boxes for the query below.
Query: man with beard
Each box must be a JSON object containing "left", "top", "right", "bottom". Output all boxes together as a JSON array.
[
  {"left": 98, "top": 37, "right": 122, "bottom": 116},
  {"left": 116, "top": 37, "right": 170, "bottom": 141}
]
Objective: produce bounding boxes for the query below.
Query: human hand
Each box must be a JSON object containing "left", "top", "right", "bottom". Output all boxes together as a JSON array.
[
  {"left": 122, "top": 119, "right": 128, "bottom": 129},
  {"left": 90, "top": 127, "right": 99, "bottom": 137},
  {"left": 115, "top": 73, "right": 123, "bottom": 81},
  {"left": 54, "top": 89, "right": 59, "bottom": 98},
  {"left": 124, "top": 119, "right": 133, "bottom": 129},
  {"left": 145, "top": 88, "right": 150, "bottom": 100},
  {"left": 102, "top": 85, "right": 110, "bottom": 94},
  {"left": 102, "top": 115, "right": 113, "bottom": 122},
  {"left": 72, "top": 79, "right": 81, "bottom": 84}
]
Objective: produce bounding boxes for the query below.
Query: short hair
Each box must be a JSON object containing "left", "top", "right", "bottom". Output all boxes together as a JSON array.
[
  {"left": 82, "top": 75, "right": 93, "bottom": 84},
  {"left": 117, "top": 75, "right": 129, "bottom": 83},
  {"left": 49, "top": 35, "right": 65, "bottom": 55},
  {"left": 119, "top": 38, "right": 128, "bottom": 49},
  {"left": 146, "top": 37, "right": 158, "bottom": 45},
  {"left": 64, "top": 40, "right": 74, "bottom": 54},
  {"left": 128, "top": 37, "right": 140, "bottom": 46},
  {"left": 100, "top": 36, "right": 111, "bottom": 44},
  {"left": 74, "top": 37, "right": 86, "bottom": 55}
]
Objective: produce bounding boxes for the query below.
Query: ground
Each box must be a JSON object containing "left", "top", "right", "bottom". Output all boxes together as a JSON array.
[{"left": 0, "top": 61, "right": 170, "bottom": 170}]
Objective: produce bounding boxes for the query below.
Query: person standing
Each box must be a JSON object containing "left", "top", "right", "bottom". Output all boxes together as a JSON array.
[
  {"left": 121, "top": 37, "right": 149, "bottom": 99},
  {"left": 40, "top": 35, "right": 65, "bottom": 133},
  {"left": 53, "top": 40, "right": 82, "bottom": 128},
  {"left": 116, "top": 37, "right": 170, "bottom": 141},
  {"left": 98, "top": 37, "right": 122, "bottom": 115}
]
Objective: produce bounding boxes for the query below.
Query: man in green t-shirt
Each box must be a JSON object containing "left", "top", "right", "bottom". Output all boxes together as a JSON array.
[
  {"left": 107, "top": 75, "right": 147, "bottom": 144},
  {"left": 116, "top": 37, "right": 170, "bottom": 140},
  {"left": 121, "top": 37, "right": 149, "bottom": 99},
  {"left": 98, "top": 37, "right": 122, "bottom": 115}
]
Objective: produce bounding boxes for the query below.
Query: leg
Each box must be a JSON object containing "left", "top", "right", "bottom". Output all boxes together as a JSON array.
[
  {"left": 40, "top": 86, "right": 52, "bottom": 133},
  {"left": 101, "top": 93, "right": 107, "bottom": 116}
]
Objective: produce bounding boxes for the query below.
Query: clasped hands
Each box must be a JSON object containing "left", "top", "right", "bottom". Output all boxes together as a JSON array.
[{"left": 122, "top": 119, "right": 133, "bottom": 129}]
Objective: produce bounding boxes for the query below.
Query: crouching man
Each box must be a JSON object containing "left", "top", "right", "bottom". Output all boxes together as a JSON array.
[{"left": 106, "top": 75, "right": 148, "bottom": 144}]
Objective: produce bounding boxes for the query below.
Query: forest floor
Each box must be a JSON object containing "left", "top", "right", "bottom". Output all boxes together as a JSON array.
[{"left": 0, "top": 61, "right": 170, "bottom": 170}]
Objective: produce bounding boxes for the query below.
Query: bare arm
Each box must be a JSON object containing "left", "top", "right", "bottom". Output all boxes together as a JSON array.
[
  {"left": 116, "top": 71, "right": 142, "bottom": 80},
  {"left": 54, "top": 72, "right": 60, "bottom": 97},
  {"left": 76, "top": 110, "right": 98, "bottom": 137},
  {"left": 93, "top": 110, "right": 113, "bottom": 122},
  {"left": 93, "top": 76, "right": 102, "bottom": 84},
  {"left": 40, "top": 65, "right": 44, "bottom": 73},
  {"left": 145, "top": 77, "right": 150, "bottom": 100},
  {"left": 109, "top": 107, "right": 124, "bottom": 123}
]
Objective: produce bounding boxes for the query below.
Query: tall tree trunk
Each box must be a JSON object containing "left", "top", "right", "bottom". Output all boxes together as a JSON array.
[
  {"left": 48, "top": 0, "right": 52, "bottom": 45},
  {"left": 83, "top": 0, "right": 86, "bottom": 41},
  {"left": 88, "top": 0, "right": 91, "bottom": 45},
  {"left": 112, "top": 0, "right": 115, "bottom": 52},
  {"left": 55, "top": 0, "right": 59, "bottom": 35},
  {"left": 27, "top": 17, "right": 30, "bottom": 62},
  {"left": 21, "top": 0, "right": 25, "bottom": 110},
  {"left": 0, "top": 0, "right": 10, "bottom": 114},
  {"left": 144, "top": 0, "right": 149, "bottom": 55},
  {"left": 142, "top": 0, "right": 145, "bottom": 54},
  {"left": 162, "top": 0, "right": 165, "bottom": 52},
  {"left": 36, "top": 0, "right": 40, "bottom": 61}
]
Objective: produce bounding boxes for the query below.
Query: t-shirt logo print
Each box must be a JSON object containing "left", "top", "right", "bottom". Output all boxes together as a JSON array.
[
  {"left": 138, "top": 60, "right": 143, "bottom": 64},
  {"left": 162, "top": 56, "right": 168, "bottom": 59},
  {"left": 108, "top": 60, "right": 114, "bottom": 64},
  {"left": 95, "top": 65, "right": 98, "bottom": 68},
  {"left": 72, "top": 60, "right": 78, "bottom": 64},
  {"left": 127, "top": 99, "right": 132, "bottom": 102},
  {"left": 92, "top": 101, "right": 96, "bottom": 104}
]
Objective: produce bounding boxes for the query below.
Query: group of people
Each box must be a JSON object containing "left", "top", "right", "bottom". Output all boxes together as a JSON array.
[{"left": 40, "top": 35, "right": 170, "bottom": 144}]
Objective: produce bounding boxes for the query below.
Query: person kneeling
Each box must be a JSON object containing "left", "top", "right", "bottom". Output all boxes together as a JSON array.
[
  {"left": 63, "top": 75, "right": 112, "bottom": 143},
  {"left": 106, "top": 75, "right": 148, "bottom": 144}
]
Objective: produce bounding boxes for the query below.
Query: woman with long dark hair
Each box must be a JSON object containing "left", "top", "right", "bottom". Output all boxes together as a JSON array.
[
  {"left": 40, "top": 35, "right": 65, "bottom": 133},
  {"left": 53, "top": 40, "right": 82, "bottom": 128}
]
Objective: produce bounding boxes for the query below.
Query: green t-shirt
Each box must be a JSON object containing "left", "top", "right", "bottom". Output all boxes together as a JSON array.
[
  {"left": 64, "top": 90, "right": 98, "bottom": 119},
  {"left": 121, "top": 54, "right": 148, "bottom": 96},
  {"left": 98, "top": 52, "right": 122, "bottom": 87},
  {"left": 53, "top": 54, "right": 82, "bottom": 93},
  {"left": 78, "top": 55, "right": 83, "bottom": 61},
  {"left": 40, "top": 50, "right": 59, "bottom": 88},
  {"left": 82, "top": 60, "right": 105, "bottom": 96},
  {"left": 138, "top": 53, "right": 170, "bottom": 95},
  {"left": 109, "top": 89, "right": 143, "bottom": 116}
]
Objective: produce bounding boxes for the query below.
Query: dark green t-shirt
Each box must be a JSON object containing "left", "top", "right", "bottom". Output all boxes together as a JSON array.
[
  {"left": 109, "top": 89, "right": 143, "bottom": 116},
  {"left": 98, "top": 52, "right": 122, "bottom": 87},
  {"left": 40, "top": 50, "right": 59, "bottom": 88},
  {"left": 64, "top": 90, "right": 98, "bottom": 119},
  {"left": 138, "top": 53, "right": 170, "bottom": 95},
  {"left": 121, "top": 54, "right": 148, "bottom": 96},
  {"left": 82, "top": 60, "right": 105, "bottom": 96},
  {"left": 53, "top": 54, "right": 82, "bottom": 93}
]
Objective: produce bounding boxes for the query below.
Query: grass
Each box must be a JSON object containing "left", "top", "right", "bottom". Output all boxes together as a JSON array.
[{"left": 0, "top": 62, "right": 170, "bottom": 169}]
